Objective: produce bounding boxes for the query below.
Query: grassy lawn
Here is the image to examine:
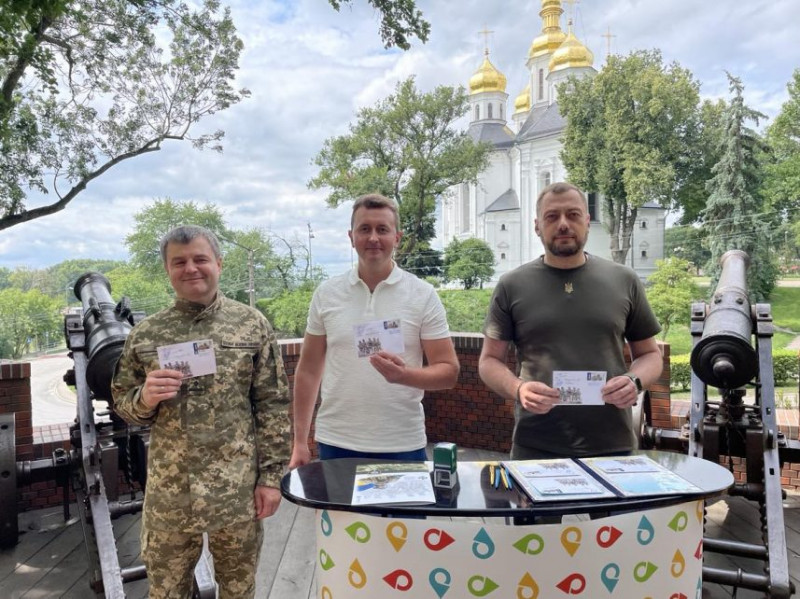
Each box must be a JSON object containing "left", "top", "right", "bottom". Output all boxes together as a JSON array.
[{"left": 664, "top": 285, "right": 800, "bottom": 356}]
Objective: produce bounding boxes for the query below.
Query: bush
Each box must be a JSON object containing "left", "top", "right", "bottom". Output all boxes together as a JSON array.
[{"left": 670, "top": 349, "right": 799, "bottom": 391}]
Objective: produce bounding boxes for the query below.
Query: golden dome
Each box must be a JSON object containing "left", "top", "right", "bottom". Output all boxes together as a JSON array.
[
  {"left": 548, "top": 24, "right": 594, "bottom": 72},
  {"left": 528, "top": 0, "right": 566, "bottom": 59},
  {"left": 469, "top": 52, "right": 507, "bottom": 94},
  {"left": 514, "top": 84, "right": 531, "bottom": 113}
]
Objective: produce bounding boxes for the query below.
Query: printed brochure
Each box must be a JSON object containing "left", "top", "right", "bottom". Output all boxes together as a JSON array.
[
  {"left": 578, "top": 455, "right": 702, "bottom": 497},
  {"left": 351, "top": 463, "right": 435, "bottom": 506},
  {"left": 502, "top": 459, "right": 616, "bottom": 502}
]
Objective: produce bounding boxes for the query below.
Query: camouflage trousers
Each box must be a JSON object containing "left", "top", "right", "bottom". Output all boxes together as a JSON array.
[{"left": 141, "top": 519, "right": 264, "bottom": 599}]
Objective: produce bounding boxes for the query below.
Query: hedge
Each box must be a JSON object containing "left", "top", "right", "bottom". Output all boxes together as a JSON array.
[{"left": 670, "top": 349, "right": 799, "bottom": 392}]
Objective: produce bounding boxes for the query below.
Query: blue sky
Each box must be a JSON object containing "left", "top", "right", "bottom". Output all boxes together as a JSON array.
[{"left": 2, "top": 0, "right": 798, "bottom": 278}]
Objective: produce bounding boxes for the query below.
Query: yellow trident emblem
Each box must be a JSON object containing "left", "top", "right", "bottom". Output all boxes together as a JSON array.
[{"left": 564, "top": 282, "right": 574, "bottom": 294}]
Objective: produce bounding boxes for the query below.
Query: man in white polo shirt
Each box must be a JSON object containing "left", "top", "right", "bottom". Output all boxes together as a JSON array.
[{"left": 289, "top": 193, "right": 459, "bottom": 465}]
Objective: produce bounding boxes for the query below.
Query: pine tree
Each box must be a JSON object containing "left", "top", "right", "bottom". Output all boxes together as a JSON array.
[{"left": 703, "top": 73, "right": 776, "bottom": 301}]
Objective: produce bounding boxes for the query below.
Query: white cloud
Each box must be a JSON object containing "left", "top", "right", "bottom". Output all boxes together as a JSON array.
[{"left": 3, "top": 0, "right": 799, "bottom": 275}]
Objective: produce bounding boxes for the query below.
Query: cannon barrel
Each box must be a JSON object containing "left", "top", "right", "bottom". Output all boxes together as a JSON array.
[
  {"left": 689, "top": 250, "right": 758, "bottom": 389},
  {"left": 72, "top": 272, "right": 135, "bottom": 401}
]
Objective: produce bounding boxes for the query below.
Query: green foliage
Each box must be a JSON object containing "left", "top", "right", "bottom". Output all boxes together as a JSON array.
[
  {"left": 442, "top": 237, "right": 494, "bottom": 289},
  {"left": 764, "top": 69, "right": 800, "bottom": 217},
  {"left": 670, "top": 350, "right": 798, "bottom": 392},
  {"left": 773, "top": 349, "right": 799, "bottom": 386},
  {"left": 558, "top": 49, "right": 701, "bottom": 264},
  {"left": 309, "top": 77, "right": 492, "bottom": 264},
  {"left": 703, "top": 74, "right": 777, "bottom": 302},
  {"left": 399, "top": 242, "right": 442, "bottom": 279},
  {"left": 0, "top": 0, "right": 249, "bottom": 231},
  {"left": 327, "top": 0, "right": 430, "bottom": 50},
  {"left": 665, "top": 226, "right": 710, "bottom": 274},
  {"left": 669, "top": 354, "right": 692, "bottom": 392},
  {"left": 105, "top": 264, "right": 172, "bottom": 316},
  {"left": 437, "top": 288, "right": 492, "bottom": 332},
  {"left": 0, "top": 287, "right": 60, "bottom": 358},
  {"left": 124, "top": 198, "right": 228, "bottom": 277},
  {"left": 647, "top": 257, "right": 700, "bottom": 338},
  {"left": 260, "top": 286, "right": 315, "bottom": 338}
]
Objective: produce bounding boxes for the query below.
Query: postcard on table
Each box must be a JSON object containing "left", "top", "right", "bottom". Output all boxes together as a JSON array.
[
  {"left": 157, "top": 339, "right": 217, "bottom": 379},
  {"left": 352, "top": 463, "right": 435, "bottom": 506},
  {"left": 503, "top": 459, "right": 616, "bottom": 502},
  {"left": 552, "top": 371, "right": 606, "bottom": 405},
  {"left": 579, "top": 455, "right": 702, "bottom": 497},
  {"left": 353, "top": 318, "right": 405, "bottom": 358}
]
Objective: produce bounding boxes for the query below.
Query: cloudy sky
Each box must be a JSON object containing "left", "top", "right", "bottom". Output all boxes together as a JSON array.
[{"left": 2, "top": 0, "right": 799, "bottom": 280}]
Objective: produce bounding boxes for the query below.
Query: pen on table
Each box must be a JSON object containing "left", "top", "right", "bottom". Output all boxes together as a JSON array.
[
  {"left": 500, "top": 466, "right": 510, "bottom": 490},
  {"left": 503, "top": 466, "right": 513, "bottom": 490}
]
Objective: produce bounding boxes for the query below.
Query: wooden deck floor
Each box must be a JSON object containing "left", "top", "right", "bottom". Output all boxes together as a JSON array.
[{"left": 2, "top": 449, "right": 799, "bottom": 598}]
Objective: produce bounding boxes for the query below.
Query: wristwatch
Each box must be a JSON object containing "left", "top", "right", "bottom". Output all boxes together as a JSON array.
[{"left": 624, "top": 373, "right": 643, "bottom": 393}]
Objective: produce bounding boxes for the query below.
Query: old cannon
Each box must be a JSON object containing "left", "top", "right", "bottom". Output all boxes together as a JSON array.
[
  {"left": 0, "top": 272, "right": 215, "bottom": 597},
  {"left": 644, "top": 250, "right": 800, "bottom": 598}
]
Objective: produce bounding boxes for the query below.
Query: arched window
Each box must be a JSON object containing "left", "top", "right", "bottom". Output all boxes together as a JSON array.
[
  {"left": 461, "top": 184, "right": 471, "bottom": 233},
  {"left": 500, "top": 224, "right": 506, "bottom": 231},
  {"left": 500, "top": 104, "right": 504, "bottom": 119},
  {"left": 488, "top": 103, "right": 493, "bottom": 119},
  {"left": 500, "top": 253, "right": 506, "bottom": 260},
  {"left": 640, "top": 219, "right": 647, "bottom": 229},
  {"left": 641, "top": 250, "right": 648, "bottom": 259},
  {"left": 538, "top": 69, "right": 544, "bottom": 100},
  {"left": 474, "top": 105, "right": 480, "bottom": 120},
  {"left": 540, "top": 171, "right": 551, "bottom": 190}
]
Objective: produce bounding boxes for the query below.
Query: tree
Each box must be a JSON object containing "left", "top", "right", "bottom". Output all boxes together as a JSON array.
[
  {"left": 763, "top": 69, "right": 800, "bottom": 221},
  {"left": 646, "top": 257, "right": 699, "bottom": 339},
  {"left": 326, "top": 0, "right": 429, "bottom": 50},
  {"left": 703, "top": 73, "right": 777, "bottom": 301},
  {"left": 260, "top": 284, "right": 315, "bottom": 338},
  {"left": 664, "top": 226, "right": 710, "bottom": 275},
  {"left": 309, "top": 77, "right": 492, "bottom": 267},
  {"left": 0, "top": 287, "right": 61, "bottom": 358},
  {"left": 0, "top": 0, "right": 249, "bottom": 232},
  {"left": 559, "top": 49, "right": 701, "bottom": 264},
  {"left": 124, "top": 198, "right": 228, "bottom": 278},
  {"left": 443, "top": 237, "right": 494, "bottom": 289},
  {"left": 105, "top": 264, "right": 173, "bottom": 315}
]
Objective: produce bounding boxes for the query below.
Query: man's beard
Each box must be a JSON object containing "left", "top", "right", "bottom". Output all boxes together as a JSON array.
[{"left": 547, "top": 233, "right": 587, "bottom": 257}]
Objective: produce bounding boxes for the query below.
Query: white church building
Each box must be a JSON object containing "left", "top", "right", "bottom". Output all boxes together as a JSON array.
[{"left": 441, "top": 0, "right": 666, "bottom": 281}]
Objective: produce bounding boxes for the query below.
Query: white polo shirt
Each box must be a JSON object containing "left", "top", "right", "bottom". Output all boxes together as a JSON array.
[{"left": 307, "top": 265, "right": 451, "bottom": 452}]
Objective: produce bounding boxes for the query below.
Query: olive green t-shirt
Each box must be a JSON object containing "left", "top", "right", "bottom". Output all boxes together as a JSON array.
[{"left": 484, "top": 254, "right": 661, "bottom": 456}]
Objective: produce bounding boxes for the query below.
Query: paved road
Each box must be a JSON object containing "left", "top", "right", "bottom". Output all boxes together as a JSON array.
[{"left": 29, "top": 353, "right": 77, "bottom": 427}]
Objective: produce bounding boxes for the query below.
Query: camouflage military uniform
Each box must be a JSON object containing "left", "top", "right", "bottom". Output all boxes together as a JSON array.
[{"left": 112, "top": 295, "right": 290, "bottom": 598}]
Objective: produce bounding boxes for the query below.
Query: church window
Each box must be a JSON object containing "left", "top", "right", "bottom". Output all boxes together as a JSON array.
[
  {"left": 488, "top": 103, "right": 493, "bottom": 119},
  {"left": 500, "top": 104, "right": 504, "bottom": 119},
  {"left": 641, "top": 250, "right": 648, "bottom": 259},
  {"left": 475, "top": 105, "right": 480, "bottom": 120},
  {"left": 640, "top": 219, "right": 647, "bottom": 229},
  {"left": 587, "top": 192, "right": 599, "bottom": 222},
  {"left": 538, "top": 69, "right": 544, "bottom": 100},
  {"left": 539, "top": 171, "right": 551, "bottom": 189},
  {"left": 501, "top": 253, "right": 506, "bottom": 260},
  {"left": 500, "top": 224, "right": 506, "bottom": 231}
]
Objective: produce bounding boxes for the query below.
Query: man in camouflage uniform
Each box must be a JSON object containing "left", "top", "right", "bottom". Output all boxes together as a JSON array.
[{"left": 112, "top": 225, "right": 290, "bottom": 599}]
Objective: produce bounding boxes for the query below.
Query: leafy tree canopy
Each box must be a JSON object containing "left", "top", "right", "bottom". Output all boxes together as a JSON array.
[
  {"left": 703, "top": 73, "right": 776, "bottom": 301},
  {"left": 0, "top": 0, "right": 249, "bottom": 232},
  {"left": 764, "top": 68, "right": 800, "bottom": 220},
  {"left": 0, "top": 286, "right": 61, "bottom": 358},
  {"left": 443, "top": 237, "right": 494, "bottom": 290},
  {"left": 327, "top": 0, "right": 429, "bottom": 50},
  {"left": 646, "top": 257, "right": 699, "bottom": 339},
  {"left": 664, "top": 226, "right": 710, "bottom": 275},
  {"left": 309, "top": 76, "right": 492, "bottom": 267},
  {"left": 559, "top": 49, "right": 701, "bottom": 263}
]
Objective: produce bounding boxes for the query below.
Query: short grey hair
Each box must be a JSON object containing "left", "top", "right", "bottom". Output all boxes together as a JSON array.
[
  {"left": 535, "top": 182, "right": 588, "bottom": 217},
  {"left": 160, "top": 225, "right": 221, "bottom": 263}
]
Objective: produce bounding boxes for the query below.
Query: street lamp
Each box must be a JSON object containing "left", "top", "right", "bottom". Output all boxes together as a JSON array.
[{"left": 308, "top": 222, "right": 315, "bottom": 276}]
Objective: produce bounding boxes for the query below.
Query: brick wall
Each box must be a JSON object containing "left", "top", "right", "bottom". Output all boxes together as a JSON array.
[{"left": 1, "top": 335, "right": 797, "bottom": 512}]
